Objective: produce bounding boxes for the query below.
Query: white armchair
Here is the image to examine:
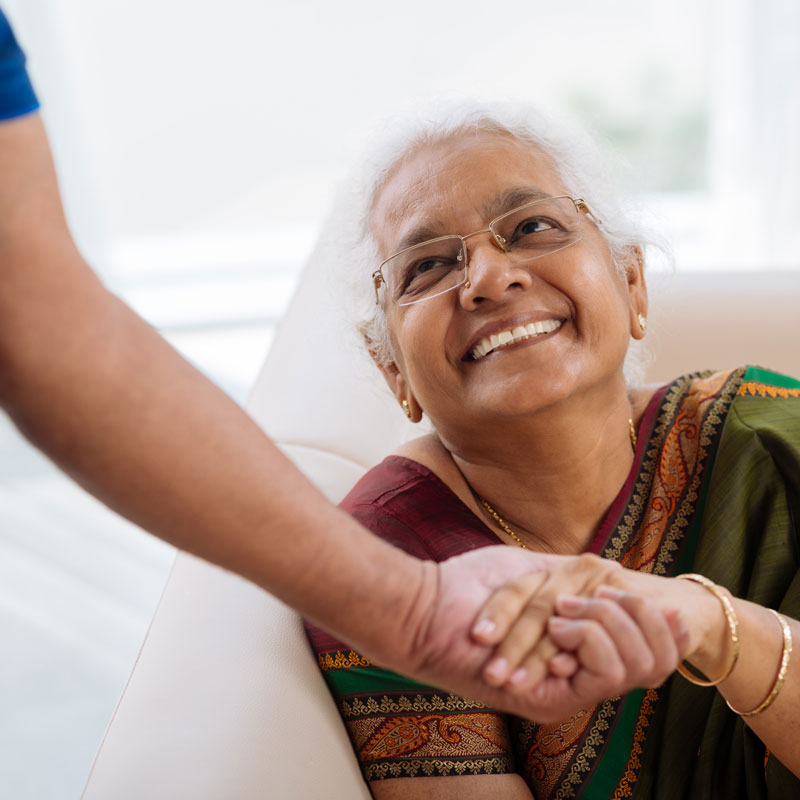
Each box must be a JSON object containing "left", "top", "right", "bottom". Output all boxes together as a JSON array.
[{"left": 81, "top": 260, "right": 800, "bottom": 799}]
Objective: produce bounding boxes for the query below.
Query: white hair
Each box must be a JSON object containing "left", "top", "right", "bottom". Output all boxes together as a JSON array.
[{"left": 326, "top": 101, "right": 669, "bottom": 384}]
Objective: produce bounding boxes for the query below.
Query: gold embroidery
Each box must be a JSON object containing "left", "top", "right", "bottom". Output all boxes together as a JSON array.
[
  {"left": 521, "top": 707, "right": 595, "bottom": 798},
  {"left": 317, "top": 650, "right": 372, "bottom": 671},
  {"left": 363, "top": 756, "right": 514, "bottom": 781},
  {"left": 602, "top": 378, "right": 690, "bottom": 562},
  {"left": 601, "top": 369, "right": 743, "bottom": 575},
  {"left": 357, "top": 713, "right": 510, "bottom": 761},
  {"left": 552, "top": 699, "right": 618, "bottom": 799},
  {"left": 653, "top": 370, "right": 743, "bottom": 575},
  {"left": 340, "top": 693, "right": 487, "bottom": 719},
  {"left": 612, "top": 689, "right": 659, "bottom": 799},
  {"left": 737, "top": 380, "right": 800, "bottom": 399}
]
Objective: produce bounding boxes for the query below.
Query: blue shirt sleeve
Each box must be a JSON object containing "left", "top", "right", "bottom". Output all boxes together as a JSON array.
[{"left": 0, "top": 8, "right": 39, "bottom": 120}]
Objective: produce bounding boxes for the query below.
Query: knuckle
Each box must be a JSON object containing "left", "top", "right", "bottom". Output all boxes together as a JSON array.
[
  {"left": 606, "top": 662, "right": 626, "bottom": 687},
  {"left": 633, "top": 652, "right": 656, "bottom": 678},
  {"left": 498, "top": 577, "right": 535, "bottom": 602}
]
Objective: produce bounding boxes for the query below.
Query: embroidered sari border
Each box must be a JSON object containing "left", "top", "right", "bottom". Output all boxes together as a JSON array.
[
  {"left": 580, "top": 690, "right": 648, "bottom": 799},
  {"left": 363, "top": 755, "right": 515, "bottom": 781},
  {"left": 340, "top": 692, "right": 489, "bottom": 718}
]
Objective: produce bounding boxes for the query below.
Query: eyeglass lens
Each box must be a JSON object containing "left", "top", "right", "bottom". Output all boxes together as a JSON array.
[{"left": 382, "top": 196, "right": 583, "bottom": 306}]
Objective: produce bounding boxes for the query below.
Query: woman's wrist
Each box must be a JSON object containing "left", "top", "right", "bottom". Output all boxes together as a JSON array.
[{"left": 675, "top": 575, "right": 740, "bottom": 684}]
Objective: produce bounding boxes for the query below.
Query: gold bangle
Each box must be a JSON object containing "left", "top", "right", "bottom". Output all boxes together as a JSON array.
[
  {"left": 727, "top": 609, "right": 792, "bottom": 718},
  {"left": 675, "top": 573, "right": 740, "bottom": 687}
]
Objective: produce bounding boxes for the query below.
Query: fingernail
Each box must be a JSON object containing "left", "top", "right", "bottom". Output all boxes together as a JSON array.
[
  {"left": 485, "top": 657, "right": 509, "bottom": 681},
  {"left": 549, "top": 617, "right": 572, "bottom": 632},
  {"left": 596, "top": 585, "right": 624, "bottom": 600},
  {"left": 508, "top": 667, "right": 528, "bottom": 686},
  {"left": 558, "top": 594, "right": 587, "bottom": 613},
  {"left": 472, "top": 618, "right": 496, "bottom": 637}
]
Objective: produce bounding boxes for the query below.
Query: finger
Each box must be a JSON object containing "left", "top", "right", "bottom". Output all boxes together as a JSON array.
[
  {"left": 481, "top": 580, "right": 558, "bottom": 686},
  {"left": 593, "top": 586, "right": 685, "bottom": 685},
  {"left": 503, "top": 634, "right": 561, "bottom": 690},
  {"left": 556, "top": 593, "right": 660, "bottom": 686},
  {"left": 471, "top": 570, "right": 549, "bottom": 645},
  {"left": 548, "top": 650, "right": 579, "bottom": 678},
  {"left": 665, "top": 608, "right": 692, "bottom": 660},
  {"left": 548, "top": 617, "right": 627, "bottom": 701}
]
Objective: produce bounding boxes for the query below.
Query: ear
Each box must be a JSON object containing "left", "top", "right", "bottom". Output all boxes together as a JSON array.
[
  {"left": 623, "top": 246, "right": 648, "bottom": 340},
  {"left": 369, "top": 352, "right": 423, "bottom": 422}
]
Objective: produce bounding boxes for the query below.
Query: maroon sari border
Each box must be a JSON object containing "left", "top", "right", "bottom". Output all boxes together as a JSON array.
[{"left": 588, "top": 384, "right": 669, "bottom": 555}]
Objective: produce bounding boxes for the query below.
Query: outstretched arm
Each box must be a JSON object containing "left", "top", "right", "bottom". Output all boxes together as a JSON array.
[
  {"left": 1, "top": 113, "right": 689, "bottom": 723},
  {"left": 0, "top": 110, "right": 428, "bottom": 656}
]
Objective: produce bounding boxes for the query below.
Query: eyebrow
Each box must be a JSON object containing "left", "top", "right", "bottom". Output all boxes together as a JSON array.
[
  {"left": 480, "top": 186, "right": 553, "bottom": 219},
  {"left": 392, "top": 223, "right": 451, "bottom": 255}
]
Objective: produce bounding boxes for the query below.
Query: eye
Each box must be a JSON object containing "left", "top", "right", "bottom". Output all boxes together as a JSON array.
[
  {"left": 517, "top": 217, "right": 556, "bottom": 236},
  {"left": 414, "top": 257, "right": 445, "bottom": 275},
  {"left": 400, "top": 254, "right": 460, "bottom": 295},
  {"left": 404, "top": 256, "right": 455, "bottom": 285}
]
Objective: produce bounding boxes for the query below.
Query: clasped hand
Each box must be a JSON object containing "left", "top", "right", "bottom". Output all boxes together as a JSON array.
[{"left": 408, "top": 549, "right": 689, "bottom": 724}]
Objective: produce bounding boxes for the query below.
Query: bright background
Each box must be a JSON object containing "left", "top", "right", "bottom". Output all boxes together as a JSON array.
[{"left": 1, "top": 1, "right": 798, "bottom": 797}]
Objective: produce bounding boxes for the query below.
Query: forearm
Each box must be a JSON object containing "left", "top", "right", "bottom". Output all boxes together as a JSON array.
[
  {"left": 0, "top": 113, "right": 427, "bottom": 664},
  {"left": 685, "top": 596, "right": 800, "bottom": 777},
  {"left": 613, "top": 570, "right": 800, "bottom": 776}
]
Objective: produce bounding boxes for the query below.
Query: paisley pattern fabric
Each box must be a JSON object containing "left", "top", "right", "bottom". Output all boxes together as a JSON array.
[{"left": 305, "top": 367, "right": 800, "bottom": 798}]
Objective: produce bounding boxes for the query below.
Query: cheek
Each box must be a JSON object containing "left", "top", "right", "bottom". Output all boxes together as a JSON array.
[
  {"left": 568, "top": 256, "right": 631, "bottom": 333},
  {"left": 388, "top": 309, "right": 445, "bottom": 383}
]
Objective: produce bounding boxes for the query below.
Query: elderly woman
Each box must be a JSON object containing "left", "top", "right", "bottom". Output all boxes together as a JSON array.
[{"left": 304, "top": 106, "right": 800, "bottom": 799}]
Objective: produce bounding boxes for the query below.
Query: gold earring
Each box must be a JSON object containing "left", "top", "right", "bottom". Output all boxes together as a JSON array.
[
  {"left": 401, "top": 400, "right": 412, "bottom": 419},
  {"left": 637, "top": 312, "right": 648, "bottom": 333}
]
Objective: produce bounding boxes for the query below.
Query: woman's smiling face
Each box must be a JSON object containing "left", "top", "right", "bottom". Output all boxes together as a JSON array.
[{"left": 370, "top": 131, "right": 646, "bottom": 438}]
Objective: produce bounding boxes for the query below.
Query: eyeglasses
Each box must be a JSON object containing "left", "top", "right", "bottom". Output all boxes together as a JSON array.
[{"left": 371, "top": 195, "right": 600, "bottom": 306}]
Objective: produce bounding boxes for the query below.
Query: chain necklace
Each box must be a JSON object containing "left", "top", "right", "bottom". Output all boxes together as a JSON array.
[
  {"left": 479, "top": 498, "right": 528, "bottom": 548},
  {"left": 478, "top": 418, "right": 638, "bottom": 549}
]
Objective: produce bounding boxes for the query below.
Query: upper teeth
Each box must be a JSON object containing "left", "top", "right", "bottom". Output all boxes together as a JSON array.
[{"left": 471, "top": 319, "right": 562, "bottom": 360}]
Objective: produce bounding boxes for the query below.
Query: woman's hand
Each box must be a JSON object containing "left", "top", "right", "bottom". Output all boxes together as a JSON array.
[{"left": 470, "top": 554, "right": 690, "bottom": 701}]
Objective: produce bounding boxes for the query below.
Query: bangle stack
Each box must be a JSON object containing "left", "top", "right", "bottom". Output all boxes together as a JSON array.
[
  {"left": 727, "top": 609, "right": 792, "bottom": 718},
  {"left": 675, "top": 573, "right": 793, "bottom": 719},
  {"left": 675, "top": 573, "right": 740, "bottom": 686}
]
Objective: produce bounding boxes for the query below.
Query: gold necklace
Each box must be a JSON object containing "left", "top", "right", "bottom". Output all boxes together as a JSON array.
[
  {"left": 478, "top": 418, "right": 638, "bottom": 549},
  {"left": 628, "top": 416, "right": 638, "bottom": 449},
  {"left": 479, "top": 498, "right": 528, "bottom": 548}
]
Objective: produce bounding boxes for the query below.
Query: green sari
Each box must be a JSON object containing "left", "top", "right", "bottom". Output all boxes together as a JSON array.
[{"left": 306, "top": 366, "right": 800, "bottom": 798}]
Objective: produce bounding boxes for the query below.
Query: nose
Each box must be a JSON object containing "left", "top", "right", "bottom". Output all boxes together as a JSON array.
[{"left": 458, "top": 238, "right": 534, "bottom": 310}]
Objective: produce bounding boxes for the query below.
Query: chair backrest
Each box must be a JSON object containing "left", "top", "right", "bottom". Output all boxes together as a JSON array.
[{"left": 81, "top": 260, "right": 800, "bottom": 799}]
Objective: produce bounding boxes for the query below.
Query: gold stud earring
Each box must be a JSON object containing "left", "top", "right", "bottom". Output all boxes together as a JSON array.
[
  {"left": 401, "top": 400, "right": 412, "bottom": 419},
  {"left": 637, "top": 312, "right": 648, "bottom": 333}
]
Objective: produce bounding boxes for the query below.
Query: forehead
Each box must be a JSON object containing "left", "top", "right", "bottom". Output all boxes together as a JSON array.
[{"left": 370, "top": 132, "right": 569, "bottom": 256}]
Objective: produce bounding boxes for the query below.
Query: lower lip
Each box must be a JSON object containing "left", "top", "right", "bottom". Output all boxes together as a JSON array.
[{"left": 468, "top": 324, "right": 564, "bottom": 363}]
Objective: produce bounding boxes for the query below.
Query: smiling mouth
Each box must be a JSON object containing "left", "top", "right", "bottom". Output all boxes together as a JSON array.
[{"left": 468, "top": 319, "right": 564, "bottom": 361}]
